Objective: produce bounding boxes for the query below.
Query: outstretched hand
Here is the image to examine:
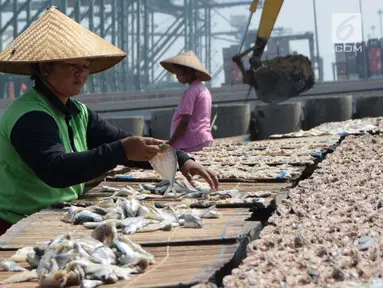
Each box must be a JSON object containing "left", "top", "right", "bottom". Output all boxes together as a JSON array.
[{"left": 180, "top": 159, "right": 219, "bottom": 191}]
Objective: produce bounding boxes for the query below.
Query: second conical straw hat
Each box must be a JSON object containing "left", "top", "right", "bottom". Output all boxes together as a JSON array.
[
  {"left": 160, "top": 51, "right": 211, "bottom": 81},
  {"left": 0, "top": 7, "right": 127, "bottom": 75}
]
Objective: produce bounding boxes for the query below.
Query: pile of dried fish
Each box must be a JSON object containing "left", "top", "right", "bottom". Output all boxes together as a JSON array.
[
  {"left": 115, "top": 166, "right": 299, "bottom": 181},
  {"left": 61, "top": 198, "right": 221, "bottom": 233},
  {"left": 223, "top": 134, "right": 383, "bottom": 287},
  {"left": 100, "top": 181, "right": 271, "bottom": 206},
  {"left": 0, "top": 221, "right": 154, "bottom": 287},
  {"left": 100, "top": 178, "right": 211, "bottom": 200},
  {"left": 112, "top": 136, "right": 340, "bottom": 181},
  {"left": 269, "top": 117, "right": 382, "bottom": 139}
]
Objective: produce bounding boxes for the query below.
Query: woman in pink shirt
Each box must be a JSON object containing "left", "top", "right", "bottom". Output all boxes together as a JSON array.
[{"left": 160, "top": 51, "right": 214, "bottom": 153}]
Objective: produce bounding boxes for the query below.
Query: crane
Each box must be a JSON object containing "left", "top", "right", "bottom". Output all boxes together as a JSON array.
[{"left": 232, "top": 0, "right": 315, "bottom": 104}]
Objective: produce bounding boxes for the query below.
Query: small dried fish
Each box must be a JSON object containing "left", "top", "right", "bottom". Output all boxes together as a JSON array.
[
  {"left": 0, "top": 260, "right": 27, "bottom": 272},
  {"left": 73, "top": 211, "right": 104, "bottom": 224},
  {"left": 8, "top": 246, "right": 35, "bottom": 262},
  {"left": 139, "top": 221, "right": 173, "bottom": 233},
  {"left": 81, "top": 279, "right": 104, "bottom": 288},
  {"left": 122, "top": 217, "right": 152, "bottom": 235},
  {"left": 0, "top": 269, "right": 38, "bottom": 285},
  {"left": 190, "top": 205, "right": 221, "bottom": 219},
  {"left": 182, "top": 215, "right": 204, "bottom": 228},
  {"left": 149, "top": 144, "right": 178, "bottom": 196},
  {"left": 61, "top": 206, "right": 85, "bottom": 223}
]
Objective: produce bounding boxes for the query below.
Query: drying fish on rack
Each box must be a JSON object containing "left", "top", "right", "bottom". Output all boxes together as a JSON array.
[
  {"left": 99, "top": 181, "right": 271, "bottom": 205},
  {"left": 269, "top": 118, "right": 381, "bottom": 139},
  {"left": 202, "top": 163, "right": 300, "bottom": 180},
  {"left": 96, "top": 180, "right": 211, "bottom": 200},
  {"left": 60, "top": 197, "right": 222, "bottom": 233},
  {"left": 114, "top": 163, "right": 300, "bottom": 181},
  {"left": 0, "top": 222, "right": 154, "bottom": 287},
  {"left": 138, "top": 179, "right": 211, "bottom": 199}
]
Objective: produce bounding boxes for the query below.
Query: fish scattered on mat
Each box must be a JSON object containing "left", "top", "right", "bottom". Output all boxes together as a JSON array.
[
  {"left": 60, "top": 197, "right": 228, "bottom": 235},
  {"left": 3, "top": 221, "right": 154, "bottom": 287}
]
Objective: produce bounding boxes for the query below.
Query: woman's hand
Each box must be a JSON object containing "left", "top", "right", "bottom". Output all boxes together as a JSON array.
[
  {"left": 121, "top": 136, "right": 165, "bottom": 161},
  {"left": 180, "top": 159, "right": 219, "bottom": 191}
]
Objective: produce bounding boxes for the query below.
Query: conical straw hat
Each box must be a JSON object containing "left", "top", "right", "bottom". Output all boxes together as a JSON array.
[
  {"left": 0, "top": 7, "right": 127, "bottom": 76},
  {"left": 160, "top": 50, "right": 211, "bottom": 81}
]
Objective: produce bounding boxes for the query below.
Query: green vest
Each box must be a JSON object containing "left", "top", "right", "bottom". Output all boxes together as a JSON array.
[{"left": 0, "top": 88, "right": 89, "bottom": 224}]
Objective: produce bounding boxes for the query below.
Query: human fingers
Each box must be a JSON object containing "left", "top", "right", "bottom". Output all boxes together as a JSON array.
[
  {"left": 146, "top": 145, "right": 161, "bottom": 154},
  {"left": 144, "top": 138, "right": 165, "bottom": 146},
  {"left": 195, "top": 168, "right": 215, "bottom": 191},
  {"left": 183, "top": 172, "right": 194, "bottom": 184},
  {"left": 206, "top": 169, "right": 219, "bottom": 190}
]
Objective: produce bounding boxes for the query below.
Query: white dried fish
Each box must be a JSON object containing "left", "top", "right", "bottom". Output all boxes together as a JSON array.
[
  {"left": 149, "top": 143, "right": 177, "bottom": 196},
  {"left": 80, "top": 279, "right": 104, "bottom": 288},
  {"left": 4, "top": 220, "right": 155, "bottom": 287},
  {"left": 7, "top": 246, "right": 35, "bottom": 262},
  {"left": 190, "top": 205, "right": 221, "bottom": 219},
  {"left": 182, "top": 215, "right": 203, "bottom": 228},
  {"left": 81, "top": 279, "right": 104, "bottom": 288},
  {"left": 73, "top": 211, "right": 103, "bottom": 224},
  {"left": 122, "top": 217, "right": 153, "bottom": 235},
  {"left": 0, "top": 269, "right": 38, "bottom": 285},
  {"left": 0, "top": 260, "right": 27, "bottom": 272}
]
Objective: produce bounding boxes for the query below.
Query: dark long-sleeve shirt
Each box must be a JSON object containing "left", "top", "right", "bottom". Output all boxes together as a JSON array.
[{"left": 9, "top": 80, "right": 192, "bottom": 188}]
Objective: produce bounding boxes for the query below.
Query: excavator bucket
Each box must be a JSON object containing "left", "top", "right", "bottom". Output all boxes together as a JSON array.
[
  {"left": 253, "top": 66, "right": 304, "bottom": 104},
  {"left": 233, "top": 0, "right": 315, "bottom": 104},
  {"left": 254, "top": 54, "right": 315, "bottom": 104}
]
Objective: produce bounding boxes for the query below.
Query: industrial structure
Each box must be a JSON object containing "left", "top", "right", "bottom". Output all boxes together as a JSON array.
[
  {"left": 0, "top": 0, "right": 270, "bottom": 98},
  {"left": 333, "top": 38, "right": 383, "bottom": 81}
]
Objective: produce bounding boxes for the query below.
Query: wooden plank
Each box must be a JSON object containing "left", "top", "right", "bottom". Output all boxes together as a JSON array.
[
  {"left": 0, "top": 208, "right": 253, "bottom": 249},
  {"left": 0, "top": 243, "right": 243, "bottom": 288}
]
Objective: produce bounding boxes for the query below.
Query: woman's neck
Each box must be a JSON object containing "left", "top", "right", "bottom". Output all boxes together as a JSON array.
[
  {"left": 36, "top": 78, "right": 69, "bottom": 104},
  {"left": 51, "top": 88, "right": 69, "bottom": 104}
]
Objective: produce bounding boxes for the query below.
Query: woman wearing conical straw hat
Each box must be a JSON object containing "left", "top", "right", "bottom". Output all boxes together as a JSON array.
[
  {"left": 0, "top": 7, "right": 218, "bottom": 235},
  {"left": 160, "top": 51, "right": 214, "bottom": 153}
]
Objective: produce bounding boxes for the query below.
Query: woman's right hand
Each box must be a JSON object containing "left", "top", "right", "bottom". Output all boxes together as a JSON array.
[{"left": 121, "top": 136, "right": 165, "bottom": 161}]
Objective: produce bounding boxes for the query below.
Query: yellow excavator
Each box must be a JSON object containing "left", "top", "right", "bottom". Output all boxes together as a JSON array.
[{"left": 232, "top": 0, "right": 315, "bottom": 104}]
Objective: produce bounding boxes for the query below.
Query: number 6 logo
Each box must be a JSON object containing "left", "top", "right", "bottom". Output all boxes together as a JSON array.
[{"left": 337, "top": 15, "right": 357, "bottom": 41}]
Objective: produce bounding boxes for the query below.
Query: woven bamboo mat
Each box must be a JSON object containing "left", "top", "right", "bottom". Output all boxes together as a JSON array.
[
  {"left": 0, "top": 208, "right": 253, "bottom": 249},
  {"left": 0, "top": 243, "right": 239, "bottom": 287}
]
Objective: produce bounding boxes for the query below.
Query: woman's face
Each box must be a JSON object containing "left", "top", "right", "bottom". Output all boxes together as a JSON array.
[
  {"left": 40, "top": 59, "right": 90, "bottom": 97},
  {"left": 174, "top": 65, "right": 195, "bottom": 84}
]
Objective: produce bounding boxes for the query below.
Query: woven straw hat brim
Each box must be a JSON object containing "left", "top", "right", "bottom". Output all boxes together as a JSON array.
[
  {"left": 0, "top": 55, "right": 126, "bottom": 76},
  {"left": 160, "top": 51, "right": 211, "bottom": 82},
  {"left": 0, "top": 7, "right": 127, "bottom": 76}
]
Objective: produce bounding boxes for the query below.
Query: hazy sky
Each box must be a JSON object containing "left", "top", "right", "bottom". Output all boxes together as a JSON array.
[{"left": 1, "top": 0, "right": 382, "bottom": 88}]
